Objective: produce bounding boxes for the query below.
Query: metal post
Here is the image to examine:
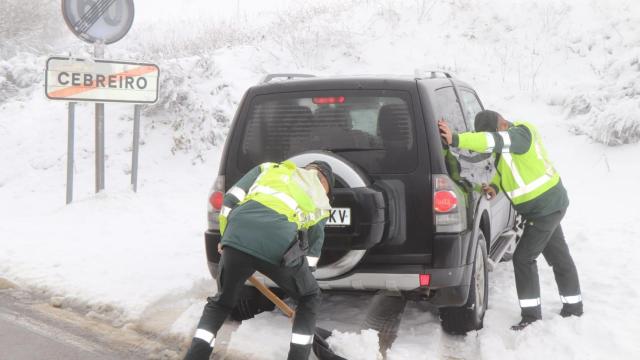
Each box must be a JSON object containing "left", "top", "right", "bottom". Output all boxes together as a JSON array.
[
  {"left": 94, "top": 43, "right": 105, "bottom": 192},
  {"left": 131, "top": 104, "right": 141, "bottom": 192},
  {"left": 66, "top": 102, "right": 76, "bottom": 204}
]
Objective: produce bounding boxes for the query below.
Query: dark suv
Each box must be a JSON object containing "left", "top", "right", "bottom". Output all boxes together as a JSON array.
[{"left": 205, "top": 72, "right": 518, "bottom": 333}]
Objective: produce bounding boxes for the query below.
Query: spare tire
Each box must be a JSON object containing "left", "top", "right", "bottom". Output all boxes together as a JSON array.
[{"left": 289, "top": 151, "right": 386, "bottom": 280}]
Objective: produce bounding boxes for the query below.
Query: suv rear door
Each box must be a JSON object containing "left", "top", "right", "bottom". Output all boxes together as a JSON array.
[
  {"left": 224, "top": 84, "right": 434, "bottom": 267},
  {"left": 457, "top": 86, "right": 513, "bottom": 240}
]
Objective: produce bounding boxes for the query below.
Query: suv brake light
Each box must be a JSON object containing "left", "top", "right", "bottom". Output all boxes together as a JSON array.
[
  {"left": 434, "top": 190, "right": 457, "bottom": 213},
  {"left": 209, "top": 192, "right": 224, "bottom": 210},
  {"left": 312, "top": 96, "right": 345, "bottom": 104},
  {"left": 207, "top": 175, "right": 225, "bottom": 230},
  {"left": 433, "top": 174, "right": 467, "bottom": 233}
]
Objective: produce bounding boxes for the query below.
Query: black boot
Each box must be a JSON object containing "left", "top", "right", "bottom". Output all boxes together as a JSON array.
[
  {"left": 560, "top": 302, "right": 583, "bottom": 318},
  {"left": 184, "top": 338, "right": 213, "bottom": 360},
  {"left": 510, "top": 315, "right": 540, "bottom": 331}
]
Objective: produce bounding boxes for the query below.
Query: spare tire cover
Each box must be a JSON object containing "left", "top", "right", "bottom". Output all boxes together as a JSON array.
[{"left": 289, "top": 151, "right": 378, "bottom": 280}]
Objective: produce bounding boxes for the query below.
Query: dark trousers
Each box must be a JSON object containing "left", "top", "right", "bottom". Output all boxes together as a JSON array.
[
  {"left": 184, "top": 246, "right": 320, "bottom": 360},
  {"left": 513, "top": 209, "right": 581, "bottom": 318}
]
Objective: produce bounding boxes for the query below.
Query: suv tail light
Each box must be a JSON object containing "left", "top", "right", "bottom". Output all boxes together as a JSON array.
[
  {"left": 207, "top": 175, "right": 225, "bottom": 230},
  {"left": 209, "top": 191, "right": 224, "bottom": 210},
  {"left": 433, "top": 174, "right": 467, "bottom": 233}
]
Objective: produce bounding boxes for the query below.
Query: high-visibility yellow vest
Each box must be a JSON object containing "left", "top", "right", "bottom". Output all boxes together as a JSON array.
[
  {"left": 458, "top": 122, "right": 560, "bottom": 205},
  {"left": 220, "top": 161, "right": 329, "bottom": 233}
]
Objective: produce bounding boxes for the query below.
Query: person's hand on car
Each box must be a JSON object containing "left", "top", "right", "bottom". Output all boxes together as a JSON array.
[
  {"left": 482, "top": 183, "right": 496, "bottom": 200},
  {"left": 438, "top": 119, "right": 453, "bottom": 145}
]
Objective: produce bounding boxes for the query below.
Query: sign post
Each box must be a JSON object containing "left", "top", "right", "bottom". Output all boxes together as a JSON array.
[
  {"left": 66, "top": 102, "right": 76, "bottom": 204},
  {"left": 53, "top": 0, "right": 158, "bottom": 203},
  {"left": 94, "top": 43, "right": 105, "bottom": 192},
  {"left": 131, "top": 104, "right": 141, "bottom": 192}
]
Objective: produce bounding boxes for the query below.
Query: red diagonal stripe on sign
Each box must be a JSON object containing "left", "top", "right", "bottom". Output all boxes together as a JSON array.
[{"left": 48, "top": 65, "right": 157, "bottom": 98}]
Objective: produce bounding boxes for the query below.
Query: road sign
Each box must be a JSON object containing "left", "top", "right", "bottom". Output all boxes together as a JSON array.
[
  {"left": 45, "top": 57, "right": 159, "bottom": 103},
  {"left": 62, "top": 0, "right": 135, "bottom": 44}
]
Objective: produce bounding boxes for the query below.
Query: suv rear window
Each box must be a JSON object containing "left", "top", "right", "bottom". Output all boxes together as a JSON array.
[{"left": 238, "top": 90, "right": 417, "bottom": 173}]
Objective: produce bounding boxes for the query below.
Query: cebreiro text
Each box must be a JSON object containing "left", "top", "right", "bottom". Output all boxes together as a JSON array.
[{"left": 57, "top": 72, "right": 148, "bottom": 90}]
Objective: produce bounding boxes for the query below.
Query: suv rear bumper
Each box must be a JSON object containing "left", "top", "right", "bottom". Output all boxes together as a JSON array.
[{"left": 205, "top": 230, "right": 473, "bottom": 306}]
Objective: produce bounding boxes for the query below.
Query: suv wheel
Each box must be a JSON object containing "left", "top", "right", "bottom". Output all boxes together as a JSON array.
[{"left": 439, "top": 233, "right": 488, "bottom": 334}]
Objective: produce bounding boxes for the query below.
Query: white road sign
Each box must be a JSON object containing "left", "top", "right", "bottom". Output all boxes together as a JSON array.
[{"left": 45, "top": 57, "right": 159, "bottom": 103}]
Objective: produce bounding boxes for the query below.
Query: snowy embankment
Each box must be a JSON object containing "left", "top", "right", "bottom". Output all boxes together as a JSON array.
[{"left": 1, "top": 0, "right": 639, "bottom": 359}]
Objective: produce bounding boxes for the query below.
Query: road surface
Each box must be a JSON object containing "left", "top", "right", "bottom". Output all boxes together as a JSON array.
[{"left": 0, "top": 279, "right": 180, "bottom": 360}]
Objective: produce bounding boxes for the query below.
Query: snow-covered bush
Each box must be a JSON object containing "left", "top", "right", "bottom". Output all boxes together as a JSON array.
[
  {"left": 126, "top": 19, "right": 256, "bottom": 60},
  {"left": 561, "top": 10, "right": 640, "bottom": 146},
  {"left": 268, "top": 2, "right": 358, "bottom": 69},
  {"left": 0, "top": 55, "right": 43, "bottom": 104},
  {"left": 565, "top": 55, "right": 640, "bottom": 145},
  {"left": 144, "top": 57, "right": 232, "bottom": 159},
  {"left": 0, "top": 0, "right": 63, "bottom": 59}
]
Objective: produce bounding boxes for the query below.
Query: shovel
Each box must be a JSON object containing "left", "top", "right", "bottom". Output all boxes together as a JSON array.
[{"left": 248, "top": 275, "right": 346, "bottom": 360}]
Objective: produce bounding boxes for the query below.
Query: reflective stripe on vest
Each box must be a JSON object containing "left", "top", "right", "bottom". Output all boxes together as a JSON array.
[
  {"left": 248, "top": 184, "right": 299, "bottom": 212},
  {"left": 499, "top": 122, "right": 558, "bottom": 202},
  {"left": 247, "top": 184, "right": 326, "bottom": 226},
  {"left": 484, "top": 133, "right": 495, "bottom": 152},
  {"left": 498, "top": 131, "right": 511, "bottom": 152},
  {"left": 233, "top": 161, "right": 328, "bottom": 229}
]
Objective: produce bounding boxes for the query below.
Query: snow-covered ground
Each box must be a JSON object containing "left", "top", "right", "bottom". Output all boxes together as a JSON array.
[{"left": 1, "top": 0, "right": 639, "bottom": 359}]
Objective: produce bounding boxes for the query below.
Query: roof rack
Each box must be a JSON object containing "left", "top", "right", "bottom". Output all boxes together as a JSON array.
[
  {"left": 414, "top": 69, "right": 454, "bottom": 79},
  {"left": 260, "top": 73, "right": 316, "bottom": 84}
]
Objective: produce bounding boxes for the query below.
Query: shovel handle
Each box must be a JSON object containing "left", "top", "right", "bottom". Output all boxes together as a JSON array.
[{"left": 248, "top": 275, "right": 295, "bottom": 318}]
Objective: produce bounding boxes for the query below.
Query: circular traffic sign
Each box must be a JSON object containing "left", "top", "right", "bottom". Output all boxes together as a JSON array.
[{"left": 62, "top": 0, "right": 135, "bottom": 44}]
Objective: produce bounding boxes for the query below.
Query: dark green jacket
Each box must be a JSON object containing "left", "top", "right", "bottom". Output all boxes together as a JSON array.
[{"left": 220, "top": 166, "right": 327, "bottom": 266}]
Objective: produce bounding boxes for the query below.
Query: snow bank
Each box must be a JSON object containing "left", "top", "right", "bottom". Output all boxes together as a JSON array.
[{"left": 563, "top": 54, "right": 640, "bottom": 145}]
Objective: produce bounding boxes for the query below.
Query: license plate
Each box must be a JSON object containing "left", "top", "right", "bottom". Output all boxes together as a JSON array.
[{"left": 327, "top": 208, "right": 351, "bottom": 226}]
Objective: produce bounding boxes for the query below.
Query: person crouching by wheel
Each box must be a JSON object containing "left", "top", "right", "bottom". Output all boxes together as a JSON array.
[{"left": 184, "top": 160, "right": 334, "bottom": 360}]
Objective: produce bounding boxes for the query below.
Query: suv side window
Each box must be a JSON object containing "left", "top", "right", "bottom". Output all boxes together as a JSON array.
[
  {"left": 434, "top": 87, "right": 467, "bottom": 132},
  {"left": 434, "top": 86, "right": 484, "bottom": 187},
  {"left": 458, "top": 88, "right": 494, "bottom": 186},
  {"left": 459, "top": 89, "right": 483, "bottom": 130}
]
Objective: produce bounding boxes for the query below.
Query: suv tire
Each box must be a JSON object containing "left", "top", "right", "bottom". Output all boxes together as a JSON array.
[{"left": 439, "top": 233, "right": 488, "bottom": 334}]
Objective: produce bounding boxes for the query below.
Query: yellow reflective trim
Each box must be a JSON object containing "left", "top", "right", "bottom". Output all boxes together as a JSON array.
[
  {"left": 249, "top": 185, "right": 299, "bottom": 211},
  {"left": 501, "top": 153, "right": 526, "bottom": 187},
  {"left": 507, "top": 173, "right": 553, "bottom": 199},
  {"left": 484, "top": 133, "right": 496, "bottom": 152}
]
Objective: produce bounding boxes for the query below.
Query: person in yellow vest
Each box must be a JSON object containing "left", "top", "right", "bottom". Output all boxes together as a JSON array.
[
  {"left": 184, "top": 160, "right": 334, "bottom": 359},
  {"left": 438, "top": 110, "right": 583, "bottom": 331}
]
